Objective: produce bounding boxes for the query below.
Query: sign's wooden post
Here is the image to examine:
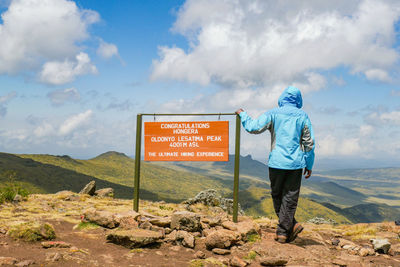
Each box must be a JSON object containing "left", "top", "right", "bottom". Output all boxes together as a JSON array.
[
  {"left": 133, "top": 113, "right": 241, "bottom": 222},
  {"left": 133, "top": 114, "right": 142, "bottom": 212},
  {"left": 233, "top": 114, "right": 241, "bottom": 223}
]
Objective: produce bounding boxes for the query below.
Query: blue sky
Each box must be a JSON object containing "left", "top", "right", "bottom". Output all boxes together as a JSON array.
[{"left": 1, "top": 0, "right": 400, "bottom": 169}]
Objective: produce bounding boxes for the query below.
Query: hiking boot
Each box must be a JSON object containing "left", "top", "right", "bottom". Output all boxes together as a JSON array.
[
  {"left": 274, "top": 234, "right": 287, "bottom": 244},
  {"left": 287, "top": 223, "right": 303, "bottom": 243}
]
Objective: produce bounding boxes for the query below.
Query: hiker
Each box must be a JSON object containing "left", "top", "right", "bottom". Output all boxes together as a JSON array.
[{"left": 236, "top": 86, "right": 315, "bottom": 243}]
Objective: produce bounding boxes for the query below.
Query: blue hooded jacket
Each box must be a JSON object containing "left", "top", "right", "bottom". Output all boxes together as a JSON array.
[{"left": 239, "top": 86, "right": 315, "bottom": 170}]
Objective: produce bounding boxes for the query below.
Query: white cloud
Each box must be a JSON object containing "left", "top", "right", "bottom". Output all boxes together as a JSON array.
[
  {"left": 0, "top": 0, "right": 99, "bottom": 80},
  {"left": 152, "top": 0, "right": 400, "bottom": 90},
  {"left": 364, "top": 68, "right": 391, "bottom": 82},
  {"left": 47, "top": 87, "right": 80, "bottom": 106},
  {"left": 40, "top": 52, "right": 97, "bottom": 85},
  {"left": 34, "top": 122, "right": 55, "bottom": 138},
  {"left": 359, "top": 124, "right": 374, "bottom": 136},
  {"left": 59, "top": 109, "right": 93, "bottom": 136},
  {"left": 379, "top": 111, "right": 400, "bottom": 125},
  {"left": 97, "top": 39, "right": 119, "bottom": 59},
  {"left": 317, "top": 134, "right": 361, "bottom": 157},
  {"left": 367, "top": 110, "right": 400, "bottom": 126}
]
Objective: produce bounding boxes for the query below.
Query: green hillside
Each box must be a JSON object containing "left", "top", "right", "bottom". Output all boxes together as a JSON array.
[
  {"left": 158, "top": 155, "right": 393, "bottom": 208},
  {"left": 228, "top": 186, "right": 351, "bottom": 224},
  {"left": 18, "top": 152, "right": 232, "bottom": 202},
  {"left": 321, "top": 202, "right": 400, "bottom": 223},
  {"left": 2, "top": 151, "right": 398, "bottom": 223},
  {"left": 301, "top": 180, "right": 368, "bottom": 207},
  {"left": 0, "top": 153, "right": 157, "bottom": 199},
  {"left": 319, "top": 167, "right": 400, "bottom": 182}
]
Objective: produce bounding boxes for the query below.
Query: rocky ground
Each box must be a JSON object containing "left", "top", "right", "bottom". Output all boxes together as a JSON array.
[{"left": 0, "top": 189, "right": 399, "bottom": 267}]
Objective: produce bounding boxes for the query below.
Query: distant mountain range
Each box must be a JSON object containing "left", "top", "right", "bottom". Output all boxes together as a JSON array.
[{"left": 0, "top": 151, "right": 399, "bottom": 223}]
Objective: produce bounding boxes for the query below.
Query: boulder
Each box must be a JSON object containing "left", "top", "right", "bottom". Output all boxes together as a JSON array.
[
  {"left": 13, "top": 194, "right": 23, "bottom": 203},
  {"left": 164, "top": 230, "right": 177, "bottom": 243},
  {"left": 171, "top": 211, "right": 201, "bottom": 232},
  {"left": 41, "top": 241, "right": 72, "bottom": 248},
  {"left": 205, "top": 229, "right": 240, "bottom": 250},
  {"left": 94, "top": 188, "right": 114, "bottom": 198},
  {"left": 260, "top": 256, "right": 288, "bottom": 266},
  {"left": 65, "top": 194, "right": 80, "bottom": 201},
  {"left": 221, "top": 221, "right": 237, "bottom": 231},
  {"left": 390, "top": 243, "right": 400, "bottom": 256},
  {"left": 370, "top": 238, "right": 391, "bottom": 254},
  {"left": 212, "top": 248, "right": 231, "bottom": 255},
  {"left": 115, "top": 211, "right": 140, "bottom": 229},
  {"left": 0, "top": 257, "right": 18, "bottom": 266},
  {"left": 176, "top": 230, "right": 195, "bottom": 248},
  {"left": 83, "top": 208, "right": 119, "bottom": 228},
  {"left": 45, "top": 252, "right": 62, "bottom": 262},
  {"left": 79, "top": 181, "right": 96, "bottom": 195},
  {"left": 358, "top": 247, "right": 374, "bottom": 257},
  {"left": 395, "top": 219, "right": 400, "bottom": 226},
  {"left": 195, "top": 250, "right": 206, "bottom": 259},
  {"left": 139, "top": 220, "right": 153, "bottom": 230},
  {"left": 338, "top": 238, "right": 357, "bottom": 248},
  {"left": 202, "top": 216, "right": 222, "bottom": 227},
  {"left": 15, "top": 260, "right": 35, "bottom": 267},
  {"left": 331, "top": 259, "right": 347, "bottom": 266},
  {"left": 331, "top": 238, "right": 340, "bottom": 246},
  {"left": 149, "top": 217, "right": 171, "bottom": 228},
  {"left": 236, "top": 220, "right": 260, "bottom": 241},
  {"left": 230, "top": 256, "right": 248, "bottom": 267},
  {"left": 106, "top": 229, "right": 163, "bottom": 248}
]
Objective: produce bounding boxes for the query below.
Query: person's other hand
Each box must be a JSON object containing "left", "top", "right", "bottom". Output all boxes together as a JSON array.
[
  {"left": 304, "top": 168, "right": 312, "bottom": 179},
  {"left": 235, "top": 108, "right": 244, "bottom": 115}
]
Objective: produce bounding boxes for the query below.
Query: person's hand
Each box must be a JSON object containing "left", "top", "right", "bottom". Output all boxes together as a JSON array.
[
  {"left": 304, "top": 168, "right": 312, "bottom": 179},
  {"left": 235, "top": 108, "right": 244, "bottom": 115}
]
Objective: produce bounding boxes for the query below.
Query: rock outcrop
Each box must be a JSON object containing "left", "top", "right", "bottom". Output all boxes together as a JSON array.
[
  {"left": 183, "top": 189, "right": 244, "bottom": 215},
  {"left": 83, "top": 208, "right": 120, "bottom": 228},
  {"left": 79, "top": 181, "right": 96, "bottom": 195},
  {"left": 106, "top": 229, "right": 164, "bottom": 248},
  {"left": 371, "top": 238, "right": 391, "bottom": 254},
  {"left": 170, "top": 211, "right": 202, "bottom": 232},
  {"left": 94, "top": 188, "right": 114, "bottom": 198}
]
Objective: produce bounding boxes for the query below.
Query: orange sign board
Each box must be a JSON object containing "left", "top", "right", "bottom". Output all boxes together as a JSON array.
[{"left": 144, "top": 121, "right": 229, "bottom": 161}]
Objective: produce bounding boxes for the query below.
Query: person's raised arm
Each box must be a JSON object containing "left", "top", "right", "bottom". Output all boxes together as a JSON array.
[{"left": 235, "top": 108, "right": 272, "bottom": 134}]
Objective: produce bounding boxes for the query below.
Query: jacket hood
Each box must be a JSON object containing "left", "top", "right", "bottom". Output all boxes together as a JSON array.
[{"left": 278, "top": 86, "right": 303, "bottom": 108}]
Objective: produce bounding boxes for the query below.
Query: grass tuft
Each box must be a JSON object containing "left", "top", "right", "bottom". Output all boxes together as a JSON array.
[
  {"left": 342, "top": 224, "right": 377, "bottom": 240},
  {"left": 246, "top": 233, "right": 261, "bottom": 243},
  {"left": 75, "top": 221, "right": 100, "bottom": 231},
  {"left": 189, "top": 260, "right": 204, "bottom": 267},
  {"left": 8, "top": 222, "right": 56, "bottom": 242},
  {"left": 244, "top": 250, "right": 257, "bottom": 261}
]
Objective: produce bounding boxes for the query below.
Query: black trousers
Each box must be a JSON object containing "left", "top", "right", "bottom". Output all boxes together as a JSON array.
[{"left": 269, "top": 167, "right": 302, "bottom": 236}]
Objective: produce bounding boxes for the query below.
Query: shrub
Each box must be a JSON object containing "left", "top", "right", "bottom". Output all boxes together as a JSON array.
[
  {"left": 8, "top": 222, "right": 56, "bottom": 242},
  {"left": 0, "top": 171, "right": 29, "bottom": 203}
]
